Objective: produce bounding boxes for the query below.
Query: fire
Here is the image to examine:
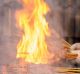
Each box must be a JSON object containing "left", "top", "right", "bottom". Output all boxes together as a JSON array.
[{"left": 15, "top": 0, "right": 53, "bottom": 64}]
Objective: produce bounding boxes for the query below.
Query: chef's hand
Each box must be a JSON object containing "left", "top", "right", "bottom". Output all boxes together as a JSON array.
[
  {"left": 70, "top": 43, "right": 80, "bottom": 64},
  {"left": 71, "top": 43, "right": 80, "bottom": 50}
]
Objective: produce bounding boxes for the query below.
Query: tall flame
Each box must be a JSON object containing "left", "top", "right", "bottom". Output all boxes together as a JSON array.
[{"left": 15, "top": 0, "right": 53, "bottom": 64}]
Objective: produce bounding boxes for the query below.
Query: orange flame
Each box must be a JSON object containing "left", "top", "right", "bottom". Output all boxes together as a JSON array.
[{"left": 15, "top": 0, "right": 53, "bottom": 64}]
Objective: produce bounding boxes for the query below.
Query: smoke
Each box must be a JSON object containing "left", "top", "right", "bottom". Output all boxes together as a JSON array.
[
  {"left": 45, "top": 0, "right": 72, "bottom": 67},
  {"left": 46, "top": 0, "right": 64, "bottom": 37}
]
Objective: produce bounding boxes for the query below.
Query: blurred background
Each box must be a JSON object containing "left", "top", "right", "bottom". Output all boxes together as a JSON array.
[
  {"left": 0, "top": 0, "right": 80, "bottom": 64},
  {"left": 46, "top": 0, "right": 80, "bottom": 44}
]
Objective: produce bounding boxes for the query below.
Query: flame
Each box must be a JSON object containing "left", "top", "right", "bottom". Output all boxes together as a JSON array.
[{"left": 15, "top": 0, "right": 53, "bottom": 64}]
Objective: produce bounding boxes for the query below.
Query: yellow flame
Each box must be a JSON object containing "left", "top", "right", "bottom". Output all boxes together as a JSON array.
[{"left": 15, "top": 0, "right": 53, "bottom": 64}]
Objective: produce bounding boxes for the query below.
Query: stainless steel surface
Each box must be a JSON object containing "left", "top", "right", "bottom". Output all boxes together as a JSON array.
[{"left": 0, "top": 62, "right": 80, "bottom": 74}]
